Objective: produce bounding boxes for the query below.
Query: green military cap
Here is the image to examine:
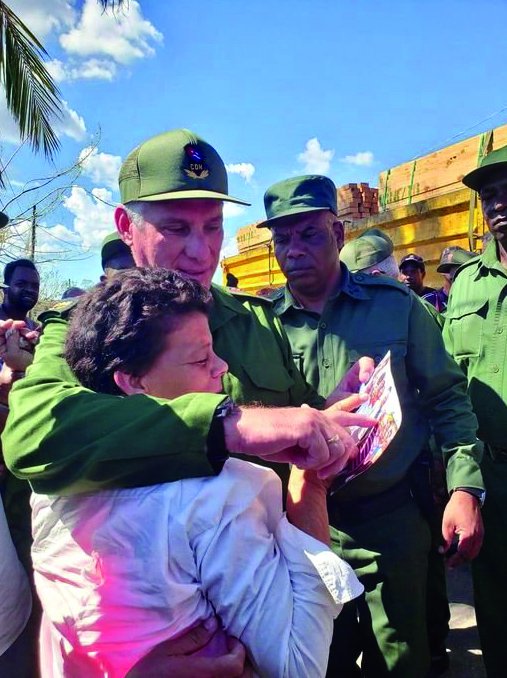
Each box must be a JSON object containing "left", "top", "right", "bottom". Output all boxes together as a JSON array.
[
  {"left": 100, "top": 232, "right": 131, "bottom": 270},
  {"left": 119, "top": 128, "right": 249, "bottom": 206},
  {"left": 436, "top": 246, "right": 478, "bottom": 273},
  {"left": 340, "top": 229, "right": 394, "bottom": 272},
  {"left": 257, "top": 175, "right": 337, "bottom": 228},
  {"left": 463, "top": 144, "right": 507, "bottom": 191}
]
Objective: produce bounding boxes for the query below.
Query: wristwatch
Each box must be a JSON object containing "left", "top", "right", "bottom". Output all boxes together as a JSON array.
[
  {"left": 206, "top": 397, "right": 238, "bottom": 471},
  {"left": 454, "top": 487, "right": 486, "bottom": 508}
]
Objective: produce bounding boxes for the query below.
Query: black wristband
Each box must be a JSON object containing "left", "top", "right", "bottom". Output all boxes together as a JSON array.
[{"left": 206, "top": 398, "right": 237, "bottom": 472}]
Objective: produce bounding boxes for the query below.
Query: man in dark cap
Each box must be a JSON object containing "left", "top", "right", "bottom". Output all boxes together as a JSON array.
[
  {"left": 260, "top": 174, "right": 485, "bottom": 677},
  {"left": 444, "top": 145, "right": 507, "bottom": 676},
  {"left": 399, "top": 253, "right": 443, "bottom": 311},
  {"left": 100, "top": 231, "right": 135, "bottom": 281},
  {"left": 435, "top": 246, "right": 478, "bottom": 312}
]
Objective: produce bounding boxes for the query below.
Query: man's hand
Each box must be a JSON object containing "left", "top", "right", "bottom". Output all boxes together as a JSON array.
[
  {"left": 126, "top": 618, "right": 251, "bottom": 677},
  {"left": 325, "top": 356, "right": 375, "bottom": 407},
  {"left": 225, "top": 394, "right": 376, "bottom": 479},
  {"left": 0, "top": 319, "right": 38, "bottom": 372},
  {"left": 441, "top": 490, "right": 484, "bottom": 567}
]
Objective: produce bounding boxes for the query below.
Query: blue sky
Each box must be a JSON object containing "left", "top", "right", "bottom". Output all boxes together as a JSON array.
[{"left": 2, "top": 0, "right": 507, "bottom": 288}]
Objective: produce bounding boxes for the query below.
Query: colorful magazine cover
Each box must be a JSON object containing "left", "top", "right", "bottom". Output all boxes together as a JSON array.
[{"left": 331, "top": 351, "right": 402, "bottom": 491}]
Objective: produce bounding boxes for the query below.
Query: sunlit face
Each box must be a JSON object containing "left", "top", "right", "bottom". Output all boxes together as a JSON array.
[
  {"left": 479, "top": 175, "right": 507, "bottom": 243},
  {"left": 271, "top": 211, "right": 343, "bottom": 297},
  {"left": 6, "top": 266, "right": 40, "bottom": 312},
  {"left": 127, "top": 312, "right": 228, "bottom": 400},
  {"left": 116, "top": 199, "right": 224, "bottom": 289},
  {"left": 399, "top": 264, "right": 425, "bottom": 294}
]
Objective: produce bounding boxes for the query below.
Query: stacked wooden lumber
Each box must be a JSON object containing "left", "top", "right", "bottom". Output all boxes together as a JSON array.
[
  {"left": 379, "top": 123, "right": 507, "bottom": 209},
  {"left": 236, "top": 222, "right": 271, "bottom": 253},
  {"left": 337, "top": 183, "right": 379, "bottom": 220}
]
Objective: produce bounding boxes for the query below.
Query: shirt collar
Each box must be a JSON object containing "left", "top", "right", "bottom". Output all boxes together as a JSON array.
[
  {"left": 274, "top": 264, "right": 369, "bottom": 316},
  {"left": 474, "top": 240, "right": 507, "bottom": 279}
]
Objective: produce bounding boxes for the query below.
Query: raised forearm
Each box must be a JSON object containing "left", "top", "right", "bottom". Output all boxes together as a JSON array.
[{"left": 287, "top": 468, "right": 330, "bottom": 545}]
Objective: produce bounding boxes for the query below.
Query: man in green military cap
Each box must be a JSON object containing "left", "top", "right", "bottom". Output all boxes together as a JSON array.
[
  {"left": 340, "top": 228, "right": 399, "bottom": 277},
  {"left": 2, "top": 131, "right": 368, "bottom": 674},
  {"left": 341, "top": 230, "right": 444, "bottom": 326},
  {"left": 259, "top": 174, "right": 485, "bottom": 677},
  {"left": 343, "top": 228, "right": 452, "bottom": 672},
  {"left": 444, "top": 145, "right": 507, "bottom": 676},
  {"left": 100, "top": 231, "right": 134, "bottom": 281}
]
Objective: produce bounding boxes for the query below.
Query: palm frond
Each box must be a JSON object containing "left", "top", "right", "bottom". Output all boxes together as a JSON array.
[
  {"left": 0, "top": 1, "right": 61, "bottom": 160},
  {"left": 97, "top": 1, "right": 129, "bottom": 10}
]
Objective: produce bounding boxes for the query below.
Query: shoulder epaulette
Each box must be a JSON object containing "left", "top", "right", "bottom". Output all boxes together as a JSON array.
[
  {"left": 38, "top": 298, "right": 79, "bottom": 324},
  {"left": 269, "top": 287, "right": 285, "bottom": 303},
  {"left": 452, "top": 255, "right": 481, "bottom": 281},
  {"left": 351, "top": 272, "right": 410, "bottom": 295},
  {"left": 228, "top": 288, "right": 274, "bottom": 304}
]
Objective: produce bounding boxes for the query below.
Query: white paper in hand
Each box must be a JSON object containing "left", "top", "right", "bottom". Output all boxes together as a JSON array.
[{"left": 331, "top": 351, "right": 402, "bottom": 491}]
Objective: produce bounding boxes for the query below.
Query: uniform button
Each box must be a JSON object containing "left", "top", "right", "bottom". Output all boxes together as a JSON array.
[
  {"left": 496, "top": 327, "right": 504, "bottom": 334},
  {"left": 492, "top": 365, "right": 500, "bottom": 373},
  {"left": 322, "top": 358, "right": 330, "bottom": 368},
  {"left": 320, "top": 322, "right": 327, "bottom": 330}
]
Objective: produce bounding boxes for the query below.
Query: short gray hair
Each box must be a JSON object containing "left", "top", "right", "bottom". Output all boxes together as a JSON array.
[
  {"left": 123, "top": 201, "right": 146, "bottom": 228},
  {"left": 361, "top": 254, "right": 399, "bottom": 279}
]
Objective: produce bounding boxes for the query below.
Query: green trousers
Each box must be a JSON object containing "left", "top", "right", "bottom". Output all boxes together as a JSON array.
[
  {"left": 327, "top": 498, "right": 431, "bottom": 677},
  {"left": 472, "top": 452, "right": 507, "bottom": 678}
]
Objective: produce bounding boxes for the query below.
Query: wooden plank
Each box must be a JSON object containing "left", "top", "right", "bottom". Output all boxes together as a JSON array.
[{"left": 379, "top": 123, "right": 507, "bottom": 209}]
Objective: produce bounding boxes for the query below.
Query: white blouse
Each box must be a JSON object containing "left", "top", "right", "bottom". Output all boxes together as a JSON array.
[{"left": 32, "top": 458, "right": 363, "bottom": 677}]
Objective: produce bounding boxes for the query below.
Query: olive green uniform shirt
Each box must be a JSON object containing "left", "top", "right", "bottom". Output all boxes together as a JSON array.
[
  {"left": 443, "top": 240, "right": 507, "bottom": 451},
  {"left": 272, "top": 266, "right": 484, "bottom": 501},
  {"left": 2, "top": 285, "right": 322, "bottom": 495}
]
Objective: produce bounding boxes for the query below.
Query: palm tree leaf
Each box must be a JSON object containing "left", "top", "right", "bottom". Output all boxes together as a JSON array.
[
  {"left": 0, "top": 1, "right": 61, "bottom": 160},
  {"left": 98, "top": 1, "right": 128, "bottom": 10}
]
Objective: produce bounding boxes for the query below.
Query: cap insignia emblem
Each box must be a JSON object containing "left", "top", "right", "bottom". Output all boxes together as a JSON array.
[{"left": 184, "top": 144, "right": 210, "bottom": 180}]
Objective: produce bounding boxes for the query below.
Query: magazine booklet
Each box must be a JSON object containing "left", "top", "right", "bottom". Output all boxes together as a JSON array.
[{"left": 330, "top": 351, "right": 402, "bottom": 492}]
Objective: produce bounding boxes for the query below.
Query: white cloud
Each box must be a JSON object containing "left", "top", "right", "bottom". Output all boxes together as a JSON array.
[
  {"left": 60, "top": 0, "right": 162, "bottom": 65},
  {"left": 79, "top": 146, "right": 122, "bottom": 190},
  {"left": 223, "top": 203, "right": 246, "bottom": 219},
  {"left": 220, "top": 235, "right": 239, "bottom": 260},
  {"left": 63, "top": 186, "right": 116, "bottom": 249},
  {"left": 0, "top": 95, "right": 23, "bottom": 145},
  {"left": 8, "top": 0, "right": 76, "bottom": 40},
  {"left": 0, "top": 94, "right": 86, "bottom": 146},
  {"left": 225, "top": 163, "right": 256, "bottom": 184},
  {"left": 48, "top": 58, "right": 117, "bottom": 83},
  {"left": 298, "top": 138, "right": 335, "bottom": 174},
  {"left": 46, "top": 59, "right": 68, "bottom": 83},
  {"left": 74, "top": 58, "right": 118, "bottom": 80},
  {"left": 340, "top": 151, "right": 375, "bottom": 167},
  {"left": 53, "top": 100, "right": 87, "bottom": 142},
  {"left": 9, "top": 179, "right": 28, "bottom": 188},
  {"left": 36, "top": 223, "right": 81, "bottom": 254}
]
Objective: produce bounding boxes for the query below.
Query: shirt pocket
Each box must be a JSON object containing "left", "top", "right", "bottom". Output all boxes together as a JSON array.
[
  {"left": 446, "top": 300, "right": 488, "bottom": 358},
  {"left": 347, "top": 339, "right": 407, "bottom": 367}
]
